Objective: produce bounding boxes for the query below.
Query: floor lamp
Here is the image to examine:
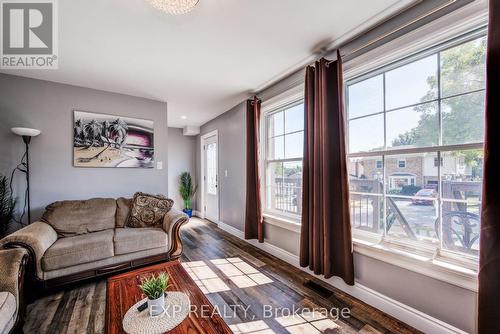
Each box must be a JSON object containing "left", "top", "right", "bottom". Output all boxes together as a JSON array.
[{"left": 11, "top": 127, "right": 41, "bottom": 225}]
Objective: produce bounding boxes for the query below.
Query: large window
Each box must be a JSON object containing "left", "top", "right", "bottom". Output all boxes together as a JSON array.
[
  {"left": 347, "top": 33, "right": 486, "bottom": 261},
  {"left": 264, "top": 102, "right": 304, "bottom": 218}
]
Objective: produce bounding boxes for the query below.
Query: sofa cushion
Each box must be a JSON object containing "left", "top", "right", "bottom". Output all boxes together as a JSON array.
[
  {"left": 42, "top": 198, "right": 117, "bottom": 237},
  {"left": 0, "top": 292, "right": 16, "bottom": 334},
  {"left": 126, "top": 192, "right": 173, "bottom": 228},
  {"left": 41, "top": 229, "right": 114, "bottom": 271},
  {"left": 114, "top": 227, "right": 167, "bottom": 255},
  {"left": 116, "top": 197, "right": 132, "bottom": 228}
]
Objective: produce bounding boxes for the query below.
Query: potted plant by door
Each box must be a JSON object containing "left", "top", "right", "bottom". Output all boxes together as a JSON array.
[
  {"left": 179, "top": 172, "right": 197, "bottom": 218},
  {"left": 138, "top": 272, "right": 170, "bottom": 317}
]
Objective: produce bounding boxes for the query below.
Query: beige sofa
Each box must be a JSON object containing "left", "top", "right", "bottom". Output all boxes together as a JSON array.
[
  {"left": 0, "top": 197, "right": 189, "bottom": 289},
  {"left": 0, "top": 248, "right": 28, "bottom": 334}
]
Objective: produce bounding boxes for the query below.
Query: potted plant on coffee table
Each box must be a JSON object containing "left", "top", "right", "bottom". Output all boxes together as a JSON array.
[
  {"left": 179, "top": 172, "right": 197, "bottom": 218},
  {"left": 138, "top": 272, "right": 170, "bottom": 317}
]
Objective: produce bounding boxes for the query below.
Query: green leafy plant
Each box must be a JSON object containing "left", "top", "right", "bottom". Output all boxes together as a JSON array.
[
  {"left": 179, "top": 172, "right": 197, "bottom": 210},
  {"left": 138, "top": 272, "right": 170, "bottom": 300},
  {"left": 0, "top": 175, "right": 16, "bottom": 238}
]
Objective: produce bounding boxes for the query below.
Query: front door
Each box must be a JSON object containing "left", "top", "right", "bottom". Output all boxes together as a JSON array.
[{"left": 203, "top": 135, "right": 218, "bottom": 222}]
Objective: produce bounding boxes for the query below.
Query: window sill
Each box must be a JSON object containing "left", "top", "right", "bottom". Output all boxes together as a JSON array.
[
  {"left": 263, "top": 213, "right": 301, "bottom": 233},
  {"left": 262, "top": 214, "right": 478, "bottom": 291},
  {"left": 353, "top": 238, "right": 478, "bottom": 292}
]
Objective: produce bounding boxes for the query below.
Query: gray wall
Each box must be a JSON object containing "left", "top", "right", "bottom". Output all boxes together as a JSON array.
[
  {"left": 196, "top": 100, "right": 477, "bottom": 333},
  {"left": 168, "top": 128, "right": 197, "bottom": 210},
  {"left": 196, "top": 102, "right": 246, "bottom": 230},
  {"left": 0, "top": 74, "right": 168, "bottom": 222}
]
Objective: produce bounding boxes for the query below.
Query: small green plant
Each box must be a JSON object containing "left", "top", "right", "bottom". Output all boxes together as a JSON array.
[
  {"left": 0, "top": 175, "right": 16, "bottom": 238},
  {"left": 138, "top": 272, "right": 170, "bottom": 300},
  {"left": 179, "top": 172, "right": 197, "bottom": 210}
]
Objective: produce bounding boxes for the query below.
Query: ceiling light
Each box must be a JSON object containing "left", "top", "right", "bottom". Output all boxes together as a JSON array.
[
  {"left": 181, "top": 115, "right": 187, "bottom": 120},
  {"left": 148, "top": 0, "right": 199, "bottom": 15}
]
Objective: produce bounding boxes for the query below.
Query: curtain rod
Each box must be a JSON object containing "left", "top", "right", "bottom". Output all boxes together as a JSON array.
[
  {"left": 321, "top": 0, "right": 458, "bottom": 65},
  {"left": 257, "top": 0, "right": 468, "bottom": 94}
]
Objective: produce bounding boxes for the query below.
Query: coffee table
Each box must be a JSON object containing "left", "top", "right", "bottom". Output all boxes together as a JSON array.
[{"left": 105, "top": 260, "right": 233, "bottom": 334}]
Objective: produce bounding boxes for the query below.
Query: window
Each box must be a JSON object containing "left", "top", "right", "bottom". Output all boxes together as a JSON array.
[
  {"left": 264, "top": 102, "right": 304, "bottom": 218},
  {"left": 434, "top": 157, "right": 444, "bottom": 167},
  {"left": 347, "top": 33, "right": 486, "bottom": 261}
]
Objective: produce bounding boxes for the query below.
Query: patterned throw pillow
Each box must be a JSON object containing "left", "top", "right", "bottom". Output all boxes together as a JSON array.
[{"left": 126, "top": 192, "right": 173, "bottom": 228}]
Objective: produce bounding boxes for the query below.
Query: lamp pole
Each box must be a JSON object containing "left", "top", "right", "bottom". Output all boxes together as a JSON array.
[
  {"left": 22, "top": 135, "right": 31, "bottom": 224},
  {"left": 11, "top": 127, "right": 40, "bottom": 225}
]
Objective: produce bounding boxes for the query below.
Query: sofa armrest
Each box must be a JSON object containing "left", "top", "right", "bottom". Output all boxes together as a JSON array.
[
  {"left": 0, "top": 221, "right": 57, "bottom": 279},
  {"left": 162, "top": 209, "right": 189, "bottom": 259},
  {"left": 0, "top": 248, "right": 28, "bottom": 302}
]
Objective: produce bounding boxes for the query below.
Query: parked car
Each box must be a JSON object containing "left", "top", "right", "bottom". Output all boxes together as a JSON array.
[{"left": 412, "top": 189, "right": 437, "bottom": 206}]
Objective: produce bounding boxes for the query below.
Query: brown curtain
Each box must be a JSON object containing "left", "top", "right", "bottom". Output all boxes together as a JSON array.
[
  {"left": 300, "top": 53, "right": 354, "bottom": 285},
  {"left": 478, "top": 1, "right": 500, "bottom": 332},
  {"left": 245, "top": 96, "right": 264, "bottom": 243}
]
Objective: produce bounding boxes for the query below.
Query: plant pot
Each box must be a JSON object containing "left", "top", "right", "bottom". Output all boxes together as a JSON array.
[
  {"left": 148, "top": 294, "right": 165, "bottom": 317},
  {"left": 182, "top": 209, "right": 193, "bottom": 218}
]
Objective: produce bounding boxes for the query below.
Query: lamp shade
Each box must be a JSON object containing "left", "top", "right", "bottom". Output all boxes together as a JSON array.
[{"left": 11, "top": 127, "right": 41, "bottom": 137}]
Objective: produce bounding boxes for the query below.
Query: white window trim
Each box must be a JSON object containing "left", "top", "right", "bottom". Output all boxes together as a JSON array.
[
  {"left": 260, "top": 213, "right": 478, "bottom": 291},
  {"left": 260, "top": 85, "right": 304, "bottom": 222},
  {"left": 256, "top": 5, "right": 487, "bottom": 291},
  {"left": 353, "top": 237, "right": 478, "bottom": 291},
  {"left": 343, "top": 0, "right": 488, "bottom": 79},
  {"left": 263, "top": 213, "right": 301, "bottom": 233},
  {"left": 343, "top": 10, "right": 486, "bottom": 288}
]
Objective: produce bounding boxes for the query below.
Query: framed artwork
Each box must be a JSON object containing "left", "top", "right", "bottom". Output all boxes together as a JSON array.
[{"left": 73, "top": 110, "right": 154, "bottom": 168}]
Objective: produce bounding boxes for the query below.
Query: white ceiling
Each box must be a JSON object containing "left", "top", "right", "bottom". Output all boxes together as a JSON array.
[{"left": 2, "top": 0, "right": 411, "bottom": 128}]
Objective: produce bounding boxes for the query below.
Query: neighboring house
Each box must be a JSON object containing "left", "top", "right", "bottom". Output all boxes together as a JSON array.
[{"left": 349, "top": 153, "right": 471, "bottom": 191}]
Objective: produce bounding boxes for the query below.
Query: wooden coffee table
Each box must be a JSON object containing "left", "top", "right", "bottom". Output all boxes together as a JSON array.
[{"left": 105, "top": 260, "right": 233, "bottom": 334}]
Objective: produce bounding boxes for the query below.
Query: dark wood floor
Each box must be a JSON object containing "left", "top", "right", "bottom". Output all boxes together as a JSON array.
[{"left": 23, "top": 218, "right": 420, "bottom": 334}]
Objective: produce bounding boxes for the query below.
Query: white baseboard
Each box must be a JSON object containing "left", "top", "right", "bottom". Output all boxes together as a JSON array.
[
  {"left": 193, "top": 210, "right": 203, "bottom": 218},
  {"left": 216, "top": 221, "right": 468, "bottom": 334}
]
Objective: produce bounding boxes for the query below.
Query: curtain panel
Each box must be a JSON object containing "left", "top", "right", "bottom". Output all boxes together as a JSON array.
[
  {"left": 245, "top": 96, "right": 264, "bottom": 243},
  {"left": 478, "top": 0, "right": 500, "bottom": 332},
  {"left": 299, "top": 54, "right": 354, "bottom": 285}
]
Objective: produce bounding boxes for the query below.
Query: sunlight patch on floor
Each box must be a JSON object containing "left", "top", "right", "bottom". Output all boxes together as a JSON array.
[
  {"left": 275, "top": 312, "right": 339, "bottom": 334},
  {"left": 230, "top": 320, "right": 276, "bottom": 334},
  {"left": 210, "top": 257, "right": 273, "bottom": 288},
  {"left": 182, "top": 261, "right": 231, "bottom": 293}
]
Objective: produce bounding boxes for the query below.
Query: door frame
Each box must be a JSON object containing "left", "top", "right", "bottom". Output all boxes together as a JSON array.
[{"left": 200, "top": 129, "right": 219, "bottom": 223}]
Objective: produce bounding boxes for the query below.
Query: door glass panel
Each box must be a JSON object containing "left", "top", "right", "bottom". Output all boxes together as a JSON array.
[{"left": 206, "top": 142, "right": 217, "bottom": 195}]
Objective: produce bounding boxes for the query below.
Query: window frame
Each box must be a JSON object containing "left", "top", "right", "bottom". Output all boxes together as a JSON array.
[
  {"left": 261, "top": 88, "right": 305, "bottom": 224},
  {"left": 345, "top": 28, "right": 487, "bottom": 270}
]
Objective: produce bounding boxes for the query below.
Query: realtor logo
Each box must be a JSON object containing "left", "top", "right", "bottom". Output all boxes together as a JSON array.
[{"left": 1, "top": 0, "right": 58, "bottom": 69}]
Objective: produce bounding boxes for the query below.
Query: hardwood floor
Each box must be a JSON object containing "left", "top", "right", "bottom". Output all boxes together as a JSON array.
[{"left": 23, "top": 218, "right": 421, "bottom": 334}]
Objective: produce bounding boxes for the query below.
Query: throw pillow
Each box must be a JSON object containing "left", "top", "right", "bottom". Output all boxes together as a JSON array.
[{"left": 126, "top": 192, "right": 173, "bottom": 228}]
